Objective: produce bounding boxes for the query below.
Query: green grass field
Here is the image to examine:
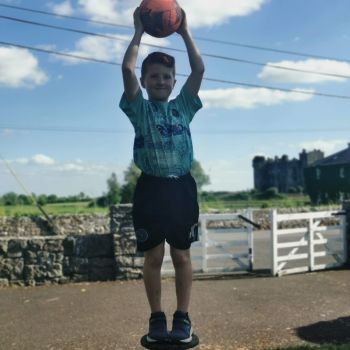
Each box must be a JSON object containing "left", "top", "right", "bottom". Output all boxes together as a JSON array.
[
  {"left": 0, "top": 201, "right": 108, "bottom": 217},
  {"left": 199, "top": 198, "right": 310, "bottom": 212},
  {"left": 0, "top": 194, "right": 338, "bottom": 217},
  {"left": 0, "top": 200, "right": 302, "bottom": 217}
]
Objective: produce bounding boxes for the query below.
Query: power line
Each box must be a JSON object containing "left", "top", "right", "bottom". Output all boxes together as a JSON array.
[
  {"left": 1, "top": 125, "right": 350, "bottom": 135},
  {"left": 1, "top": 14, "right": 350, "bottom": 81},
  {"left": 1, "top": 40, "right": 350, "bottom": 101},
  {"left": 1, "top": 2, "right": 349, "bottom": 64},
  {"left": 194, "top": 36, "right": 350, "bottom": 64},
  {"left": 0, "top": 2, "right": 132, "bottom": 29},
  {"left": 0, "top": 125, "right": 128, "bottom": 134}
]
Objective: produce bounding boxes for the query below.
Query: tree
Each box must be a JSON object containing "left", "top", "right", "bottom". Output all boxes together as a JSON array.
[
  {"left": 17, "top": 194, "right": 32, "bottom": 205},
  {"left": 121, "top": 161, "right": 141, "bottom": 203},
  {"left": 191, "top": 159, "right": 210, "bottom": 191},
  {"left": 106, "top": 173, "right": 121, "bottom": 206},
  {"left": 2, "top": 192, "right": 18, "bottom": 206},
  {"left": 259, "top": 187, "right": 284, "bottom": 200},
  {"left": 37, "top": 194, "right": 48, "bottom": 206},
  {"left": 47, "top": 194, "right": 58, "bottom": 203}
]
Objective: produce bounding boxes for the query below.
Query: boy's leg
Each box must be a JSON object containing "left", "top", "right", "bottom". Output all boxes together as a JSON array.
[
  {"left": 169, "top": 246, "right": 194, "bottom": 343},
  {"left": 143, "top": 241, "right": 165, "bottom": 313},
  {"left": 170, "top": 246, "right": 192, "bottom": 312}
]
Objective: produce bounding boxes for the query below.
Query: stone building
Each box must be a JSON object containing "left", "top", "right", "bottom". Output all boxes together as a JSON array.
[
  {"left": 304, "top": 143, "right": 350, "bottom": 204},
  {"left": 252, "top": 149, "right": 324, "bottom": 193}
]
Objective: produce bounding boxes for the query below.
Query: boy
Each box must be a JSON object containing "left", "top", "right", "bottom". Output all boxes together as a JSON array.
[{"left": 119, "top": 6, "right": 204, "bottom": 344}]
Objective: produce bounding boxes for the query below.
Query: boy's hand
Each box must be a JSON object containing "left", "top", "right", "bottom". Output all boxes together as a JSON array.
[
  {"left": 176, "top": 9, "right": 189, "bottom": 36},
  {"left": 133, "top": 7, "right": 144, "bottom": 34},
  {"left": 175, "top": 7, "right": 204, "bottom": 97}
]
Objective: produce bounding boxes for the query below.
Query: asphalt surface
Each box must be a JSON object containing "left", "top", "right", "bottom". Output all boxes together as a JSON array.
[{"left": 1, "top": 269, "right": 350, "bottom": 350}]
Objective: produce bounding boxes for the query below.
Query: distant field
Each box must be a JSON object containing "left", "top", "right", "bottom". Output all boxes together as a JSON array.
[
  {"left": 0, "top": 194, "right": 320, "bottom": 217},
  {"left": 0, "top": 201, "right": 108, "bottom": 217},
  {"left": 199, "top": 197, "right": 310, "bottom": 212}
]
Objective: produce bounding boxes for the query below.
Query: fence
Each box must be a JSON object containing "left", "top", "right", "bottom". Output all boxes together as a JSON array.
[
  {"left": 161, "top": 210, "right": 254, "bottom": 275},
  {"left": 271, "top": 210, "right": 347, "bottom": 276}
]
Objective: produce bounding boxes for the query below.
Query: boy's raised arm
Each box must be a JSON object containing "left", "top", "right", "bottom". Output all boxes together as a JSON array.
[
  {"left": 177, "top": 10, "right": 205, "bottom": 97},
  {"left": 122, "top": 7, "right": 144, "bottom": 102}
]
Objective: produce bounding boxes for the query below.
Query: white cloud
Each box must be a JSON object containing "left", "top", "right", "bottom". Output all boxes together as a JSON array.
[
  {"left": 56, "top": 33, "right": 168, "bottom": 65},
  {"left": 11, "top": 154, "right": 55, "bottom": 165},
  {"left": 183, "top": 0, "right": 267, "bottom": 27},
  {"left": 0, "top": 47, "right": 48, "bottom": 88},
  {"left": 258, "top": 59, "right": 350, "bottom": 84},
  {"left": 76, "top": 0, "right": 266, "bottom": 28},
  {"left": 13, "top": 157, "right": 30, "bottom": 165},
  {"left": 78, "top": 0, "right": 134, "bottom": 24},
  {"left": 199, "top": 87, "right": 313, "bottom": 109},
  {"left": 55, "top": 162, "right": 108, "bottom": 173},
  {"left": 49, "top": 1, "right": 74, "bottom": 16},
  {"left": 9, "top": 155, "right": 112, "bottom": 174},
  {"left": 1, "top": 129, "right": 13, "bottom": 136},
  {"left": 298, "top": 139, "right": 348, "bottom": 155},
  {"left": 31, "top": 154, "right": 56, "bottom": 165}
]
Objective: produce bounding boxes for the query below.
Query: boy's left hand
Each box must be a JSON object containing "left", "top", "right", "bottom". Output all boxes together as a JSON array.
[
  {"left": 133, "top": 7, "right": 144, "bottom": 34},
  {"left": 176, "top": 9, "right": 188, "bottom": 36}
]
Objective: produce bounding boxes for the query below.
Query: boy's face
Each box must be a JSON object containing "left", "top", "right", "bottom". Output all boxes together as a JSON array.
[{"left": 141, "top": 63, "right": 176, "bottom": 102}]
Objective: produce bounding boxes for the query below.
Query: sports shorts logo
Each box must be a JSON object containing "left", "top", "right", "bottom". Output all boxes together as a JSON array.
[
  {"left": 189, "top": 223, "right": 199, "bottom": 242},
  {"left": 136, "top": 229, "right": 149, "bottom": 243}
]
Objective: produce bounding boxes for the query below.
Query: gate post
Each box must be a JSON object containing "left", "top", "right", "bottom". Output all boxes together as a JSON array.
[
  {"left": 245, "top": 208, "right": 254, "bottom": 272},
  {"left": 200, "top": 217, "right": 208, "bottom": 273},
  {"left": 270, "top": 209, "right": 278, "bottom": 276},
  {"left": 342, "top": 201, "right": 350, "bottom": 267}
]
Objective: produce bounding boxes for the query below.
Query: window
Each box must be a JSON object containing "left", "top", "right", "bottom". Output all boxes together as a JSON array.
[
  {"left": 316, "top": 168, "right": 321, "bottom": 180},
  {"left": 340, "top": 167, "right": 345, "bottom": 178}
]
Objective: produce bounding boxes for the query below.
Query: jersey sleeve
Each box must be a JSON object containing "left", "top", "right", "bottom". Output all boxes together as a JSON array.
[
  {"left": 119, "top": 89, "right": 145, "bottom": 128},
  {"left": 176, "top": 86, "right": 203, "bottom": 124}
]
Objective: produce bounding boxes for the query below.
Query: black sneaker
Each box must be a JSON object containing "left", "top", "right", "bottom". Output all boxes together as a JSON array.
[
  {"left": 170, "top": 311, "right": 193, "bottom": 343},
  {"left": 146, "top": 311, "right": 168, "bottom": 343}
]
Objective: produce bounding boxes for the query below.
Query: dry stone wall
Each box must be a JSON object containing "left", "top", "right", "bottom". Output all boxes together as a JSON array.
[
  {"left": 0, "top": 214, "right": 109, "bottom": 237},
  {"left": 0, "top": 206, "right": 140, "bottom": 287},
  {"left": 0, "top": 205, "right": 347, "bottom": 287}
]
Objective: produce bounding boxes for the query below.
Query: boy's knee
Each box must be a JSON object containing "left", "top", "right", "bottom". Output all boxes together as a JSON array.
[
  {"left": 170, "top": 249, "right": 191, "bottom": 268},
  {"left": 144, "top": 245, "right": 165, "bottom": 268},
  {"left": 144, "top": 255, "right": 163, "bottom": 268}
]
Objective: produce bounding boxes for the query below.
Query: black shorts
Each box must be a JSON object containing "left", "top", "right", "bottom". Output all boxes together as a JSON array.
[{"left": 132, "top": 172, "right": 199, "bottom": 252}]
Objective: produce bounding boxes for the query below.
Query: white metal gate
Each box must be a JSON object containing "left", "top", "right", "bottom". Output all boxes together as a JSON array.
[
  {"left": 161, "top": 210, "right": 254, "bottom": 275},
  {"left": 271, "top": 210, "right": 347, "bottom": 276}
]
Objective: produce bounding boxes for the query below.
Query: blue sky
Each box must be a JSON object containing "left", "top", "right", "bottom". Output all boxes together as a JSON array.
[{"left": 1, "top": 0, "right": 350, "bottom": 197}]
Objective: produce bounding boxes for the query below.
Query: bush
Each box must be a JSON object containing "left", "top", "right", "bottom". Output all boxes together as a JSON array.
[
  {"left": 257, "top": 187, "right": 285, "bottom": 200},
  {"left": 96, "top": 196, "right": 108, "bottom": 207},
  {"left": 2, "top": 192, "right": 18, "bottom": 206}
]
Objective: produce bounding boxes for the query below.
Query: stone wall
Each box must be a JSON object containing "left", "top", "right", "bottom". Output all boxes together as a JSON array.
[
  {"left": 0, "top": 234, "right": 115, "bottom": 287},
  {"left": 0, "top": 205, "right": 140, "bottom": 287},
  {"left": 0, "top": 214, "right": 109, "bottom": 237},
  {"left": 110, "top": 205, "right": 143, "bottom": 280},
  {"left": 0, "top": 205, "right": 345, "bottom": 287}
]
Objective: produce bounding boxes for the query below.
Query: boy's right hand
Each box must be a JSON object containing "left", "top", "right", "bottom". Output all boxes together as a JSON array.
[
  {"left": 133, "top": 7, "right": 144, "bottom": 34},
  {"left": 176, "top": 9, "right": 189, "bottom": 36}
]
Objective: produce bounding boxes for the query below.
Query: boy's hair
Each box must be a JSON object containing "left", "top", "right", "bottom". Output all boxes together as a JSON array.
[{"left": 141, "top": 52, "right": 175, "bottom": 77}]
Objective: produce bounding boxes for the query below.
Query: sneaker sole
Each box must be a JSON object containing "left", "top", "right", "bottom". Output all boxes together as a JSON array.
[
  {"left": 146, "top": 335, "right": 168, "bottom": 343},
  {"left": 172, "top": 327, "right": 193, "bottom": 343}
]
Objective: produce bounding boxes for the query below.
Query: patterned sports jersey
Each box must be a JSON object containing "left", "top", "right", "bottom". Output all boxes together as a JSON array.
[{"left": 119, "top": 86, "right": 202, "bottom": 177}]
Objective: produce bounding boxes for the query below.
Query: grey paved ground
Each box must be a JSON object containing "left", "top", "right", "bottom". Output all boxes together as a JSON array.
[{"left": 1, "top": 269, "right": 350, "bottom": 350}]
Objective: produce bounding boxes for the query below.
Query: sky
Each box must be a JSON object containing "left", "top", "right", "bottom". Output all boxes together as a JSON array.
[{"left": 1, "top": 0, "right": 350, "bottom": 197}]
